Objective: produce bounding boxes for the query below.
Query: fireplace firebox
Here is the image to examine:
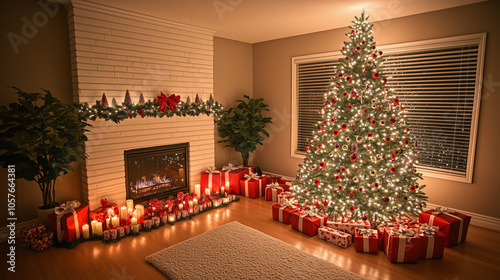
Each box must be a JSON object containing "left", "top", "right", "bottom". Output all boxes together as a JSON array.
[{"left": 124, "top": 143, "right": 189, "bottom": 201}]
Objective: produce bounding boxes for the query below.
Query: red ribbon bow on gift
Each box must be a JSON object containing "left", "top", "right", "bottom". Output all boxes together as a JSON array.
[
  {"left": 157, "top": 92, "right": 181, "bottom": 113},
  {"left": 100, "top": 198, "right": 109, "bottom": 207}
]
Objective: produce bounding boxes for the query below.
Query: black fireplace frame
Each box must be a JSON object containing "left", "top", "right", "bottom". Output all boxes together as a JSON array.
[{"left": 124, "top": 143, "right": 189, "bottom": 202}]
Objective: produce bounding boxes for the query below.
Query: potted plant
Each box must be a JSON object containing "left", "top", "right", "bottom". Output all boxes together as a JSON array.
[
  {"left": 216, "top": 95, "right": 273, "bottom": 166},
  {"left": 0, "top": 88, "right": 90, "bottom": 224}
]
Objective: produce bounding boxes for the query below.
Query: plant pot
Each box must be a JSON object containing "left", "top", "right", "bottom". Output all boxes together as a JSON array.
[{"left": 37, "top": 205, "right": 55, "bottom": 227}]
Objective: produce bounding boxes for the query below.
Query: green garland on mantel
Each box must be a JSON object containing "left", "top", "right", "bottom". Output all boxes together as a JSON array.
[{"left": 77, "top": 98, "right": 224, "bottom": 124}]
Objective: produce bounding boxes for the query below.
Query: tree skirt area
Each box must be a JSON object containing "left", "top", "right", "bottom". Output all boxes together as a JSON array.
[{"left": 145, "top": 221, "right": 364, "bottom": 280}]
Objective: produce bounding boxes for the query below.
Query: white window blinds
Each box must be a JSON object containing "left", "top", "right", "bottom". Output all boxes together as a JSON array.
[{"left": 292, "top": 34, "right": 485, "bottom": 182}]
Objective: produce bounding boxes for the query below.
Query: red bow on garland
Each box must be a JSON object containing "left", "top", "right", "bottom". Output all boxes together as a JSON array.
[{"left": 157, "top": 92, "right": 181, "bottom": 113}]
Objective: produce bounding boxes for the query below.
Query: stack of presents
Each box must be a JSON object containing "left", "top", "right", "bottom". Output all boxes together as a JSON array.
[{"left": 274, "top": 192, "right": 472, "bottom": 264}]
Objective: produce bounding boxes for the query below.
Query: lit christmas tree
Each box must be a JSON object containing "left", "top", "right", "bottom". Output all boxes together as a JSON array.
[{"left": 292, "top": 12, "right": 427, "bottom": 225}]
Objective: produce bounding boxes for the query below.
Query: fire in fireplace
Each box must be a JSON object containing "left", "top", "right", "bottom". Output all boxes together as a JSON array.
[{"left": 124, "top": 143, "right": 189, "bottom": 201}]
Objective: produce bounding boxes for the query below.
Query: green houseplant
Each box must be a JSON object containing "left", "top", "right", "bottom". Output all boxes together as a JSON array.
[
  {"left": 0, "top": 87, "right": 90, "bottom": 210},
  {"left": 216, "top": 95, "right": 273, "bottom": 166}
]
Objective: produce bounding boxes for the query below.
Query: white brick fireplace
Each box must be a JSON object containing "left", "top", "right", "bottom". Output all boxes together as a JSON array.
[{"left": 66, "top": 0, "right": 216, "bottom": 209}]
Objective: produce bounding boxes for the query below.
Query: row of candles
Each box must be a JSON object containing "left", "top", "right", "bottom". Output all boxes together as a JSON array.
[{"left": 79, "top": 188, "right": 233, "bottom": 240}]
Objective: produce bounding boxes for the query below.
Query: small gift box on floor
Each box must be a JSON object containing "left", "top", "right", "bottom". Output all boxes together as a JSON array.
[
  {"left": 20, "top": 223, "right": 46, "bottom": 249},
  {"left": 49, "top": 200, "right": 89, "bottom": 243},
  {"left": 272, "top": 199, "right": 299, "bottom": 225},
  {"left": 385, "top": 226, "right": 421, "bottom": 263},
  {"left": 419, "top": 207, "right": 471, "bottom": 247},
  {"left": 417, "top": 224, "right": 446, "bottom": 259},
  {"left": 318, "top": 226, "right": 352, "bottom": 248},
  {"left": 277, "top": 191, "right": 294, "bottom": 204},
  {"left": 326, "top": 217, "right": 372, "bottom": 235},
  {"left": 240, "top": 172, "right": 266, "bottom": 199},
  {"left": 291, "top": 210, "right": 328, "bottom": 237},
  {"left": 218, "top": 163, "right": 252, "bottom": 195},
  {"left": 200, "top": 166, "right": 222, "bottom": 194},
  {"left": 265, "top": 182, "right": 283, "bottom": 202},
  {"left": 89, "top": 199, "right": 118, "bottom": 229},
  {"left": 278, "top": 178, "right": 293, "bottom": 192},
  {"left": 31, "top": 231, "right": 54, "bottom": 252},
  {"left": 354, "top": 228, "right": 378, "bottom": 254}
]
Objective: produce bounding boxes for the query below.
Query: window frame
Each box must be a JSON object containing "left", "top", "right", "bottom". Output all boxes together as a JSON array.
[{"left": 291, "top": 33, "right": 486, "bottom": 183}]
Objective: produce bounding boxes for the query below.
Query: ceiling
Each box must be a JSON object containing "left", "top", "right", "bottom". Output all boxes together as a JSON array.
[{"left": 96, "top": 0, "right": 486, "bottom": 43}]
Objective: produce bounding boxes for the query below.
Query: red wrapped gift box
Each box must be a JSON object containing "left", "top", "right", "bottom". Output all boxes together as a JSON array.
[
  {"left": 416, "top": 224, "right": 446, "bottom": 259},
  {"left": 31, "top": 231, "right": 54, "bottom": 252},
  {"left": 200, "top": 167, "right": 222, "bottom": 194},
  {"left": 89, "top": 202, "right": 118, "bottom": 228},
  {"left": 49, "top": 201, "right": 89, "bottom": 243},
  {"left": 291, "top": 211, "right": 328, "bottom": 237},
  {"left": 419, "top": 207, "right": 471, "bottom": 247},
  {"left": 265, "top": 183, "right": 283, "bottom": 201},
  {"left": 240, "top": 173, "right": 265, "bottom": 199},
  {"left": 318, "top": 226, "right": 352, "bottom": 248},
  {"left": 218, "top": 164, "right": 252, "bottom": 195},
  {"left": 272, "top": 201, "right": 299, "bottom": 225},
  {"left": 20, "top": 223, "right": 46, "bottom": 249},
  {"left": 385, "top": 226, "right": 421, "bottom": 263},
  {"left": 355, "top": 228, "right": 379, "bottom": 254},
  {"left": 278, "top": 178, "right": 292, "bottom": 192}
]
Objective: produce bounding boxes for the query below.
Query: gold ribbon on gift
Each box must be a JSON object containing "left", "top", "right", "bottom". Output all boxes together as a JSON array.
[
  {"left": 54, "top": 200, "right": 81, "bottom": 243},
  {"left": 243, "top": 172, "right": 261, "bottom": 197},
  {"left": 298, "top": 210, "right": 326, "bottom": 232},
  {"left": 420, "top": 223, "right": 440, "bottom": 258},
  {"left": 429, "top": 206, "right": 464, "bottom": 243},
  {"left": 204, "top": 166, "right": 220, "bottom": 192},
  {"left": 265, "top": 182, "right": 283, "bottom": 201}
]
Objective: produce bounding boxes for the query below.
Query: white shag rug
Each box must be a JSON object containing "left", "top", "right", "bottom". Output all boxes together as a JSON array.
[{"left": 146, "top": 221, "right": 364, "bottom": 280}]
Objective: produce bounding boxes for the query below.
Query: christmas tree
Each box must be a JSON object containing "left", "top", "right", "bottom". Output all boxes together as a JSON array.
[{"left": 292, "top": 12, "right": 427, "bottom": 225}]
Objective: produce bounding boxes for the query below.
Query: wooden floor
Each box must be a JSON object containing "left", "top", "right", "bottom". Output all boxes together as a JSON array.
[{"left": 2, "top": 197, "right": 500, "bottom": 280}]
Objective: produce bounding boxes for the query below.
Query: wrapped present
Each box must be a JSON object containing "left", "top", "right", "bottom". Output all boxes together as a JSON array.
[
  {"left": 263, "top": 174, "right": 281, "bottom": 185},
  {"left": 218, "top": 163, "right": 252, "bottom": 195},
  {"left": 49, "top": 201, "right": 89, "bottom": 243},
  {"left": 326, "top": 218, "right": 371, "bottom": 235},
  {"left": 318, "top": 226, "right": 352, "bottom": 248},
  {"left": 278, "top": 178, "right": 293, "bottom": 192},
  {"left": 354, "top": 228, "right": 378, "bottom": 254},
  {"left": 20, "top": 223, "right": 46, "bottom": 249},
  {"left": 419, "top": 207, "right": 471, "bottom": 247},
  {"left": 272, "top": 199, "right": 299, "bottom": 225},
  {"left": 200, "top": 166, "right": 222, "bottom": 194},
  {"left": 278, "top": 191, "right": 294, "bottom": 204},
  {"left": 291, "top": 210, "right": 328, "bottom": 237},
  {"left": 89, "top": 199, "right": 118, "bottom": 228},
  {"left": 31, "top": 231, "right": 54, "bottom": 252},
  {"left": 385, "top": 226, "right": 421, "bottom": 263},
  {"left": 417, "top": 224, "right": 446, "bottom": 259},
  {"left": 240, "top": 172, "right": 266, "bottom": 199},
  {"left": 265, "top": 182, "right": 283, "bottom": 201}
]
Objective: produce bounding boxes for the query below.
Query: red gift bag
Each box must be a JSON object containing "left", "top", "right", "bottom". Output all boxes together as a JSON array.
[
  {"left": 49, "top": 201, "right": 89, "bottom": 243},
  {"left": 354, "top": 228, "right": 379, "bottom": 254},
  {"left": 419, "top": 207, "right": 471, "bottom": 247}
]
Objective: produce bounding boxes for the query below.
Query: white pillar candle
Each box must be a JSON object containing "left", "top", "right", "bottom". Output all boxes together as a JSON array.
[
  {"left": 106, "top": 217, "right": 111, "bottom": 229},
  {"left": 131, "top": 217, "right": 137, "bottom": 225},
  {"left": 120, "top": 206, "right": 127, "bottom": 220},
  {"left": 193, "top": 198, "right": 198, "bottom": 206},
  {"left": 82, "top": 224, "right": 90, "bottom": 239},
  {"left": 95, "top": 222, "right": 103, "bottom": 236},
  {"left": 91, "top": 220, "right": 97, "bottom": 235},
  {"left": 168, "top": 213, "right": 176, "bottom": 223},
  {"left": 194, "top": 184, "right": 201, "bottom": 197},
  {"left": 205, "top": 188, "right": 210, "bottom": 196},
  {"left": 179, "top": 203, "right": 184, "bottom": 210},
  {"left": 112, "top": 215, "right": 120, "bottom": 227},
  {"left": 126, "top": 199, "right": 134, "bottom": 209},
  {"left": 128, "top": 208, "right": 133, "bottom": 217},
  {"left": 220, "top": 186, "right": 225, "bottom": 195},
  {"left": 222, "top": 197, "right": 229, "bottom": 204},
  {"left": 188, "top": 201, "right": 193, "bottom": 209},
  {"left": 132, "top": 210, "right": 138, "bottom": 219},
  {"left": 135, "top": 204, "right": 144, "bottom": 217}
]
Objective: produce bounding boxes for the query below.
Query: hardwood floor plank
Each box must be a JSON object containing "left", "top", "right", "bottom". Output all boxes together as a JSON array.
[{"left": 1, "top": 197, "right": 499, "bottom": 280}]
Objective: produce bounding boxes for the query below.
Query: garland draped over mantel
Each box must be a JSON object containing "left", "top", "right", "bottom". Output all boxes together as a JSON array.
[{"left": 77, "top": 91, "right": 224, "bottom": 123}]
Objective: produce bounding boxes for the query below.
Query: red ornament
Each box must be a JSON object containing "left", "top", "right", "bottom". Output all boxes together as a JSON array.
[
  {"left": 333, "top": 130, "right": 339, "bottom": 136},
  {"left": 346, "top": 57, "right": 349, "bottom": 60},
  {"left": 335, "top": 144, "right": 340, "bottom": 149},
  {"left": 335, "top": 176, "right": 340, "bottom": 181},
  {"left": 350, "top": 206, "right": 356, "bottom": 211},
  {"left": 358, "top": 188, "right": 363, "bottom": 192},
  {"left": 381, "top": 77, "right": 387, "bottom": 85},
  {"left": 315, "top": 180, "right": 321, "bottom": 185},
  {"left": 372, "top": 72, "right": 380, "bottom": 79},
  {"left": 128, "top": 112, "right": 133, "bottom": 116},
  {"left": 390, "top": 167, "right": 397, "bottom": 173},
  {"left": 138, "top": 109, "right": 144, "bottom": 116},
  {"left": 315, "top": 201, "right": 321, "bottom": 207},
  {"left": 393, "top": 151, "right": 399, "bottom": 155},
  {"left": 367, "top": 133, "right": 373, "bottom": 138},
  {"left": 331, "top": 98, "right": 337, "bottom": 103},
  {"left": 323, "top": 120, "right": 328, "bottom": 125},
  {"left": 403, "top": 197, "right": 408, "bottom": 201},
  {"left": 320, "top": 162, "right": 326, "bottom": 168},
  {"left": 341, "top": 124, "right": 348, "bottom": 130},
  {"left": 383, "top": 197, "right": 389, "bottom": 204},
  {"left": 377, "top": 105, "right": 381, "bottom": 111},
  {"left": 371, "top": 54, "right": 377, "bottom": 58},
  {"left": 371, "top": 120, "right": 377, "bottom": 125},
  {"left": 318, "top": 144, "right": 323, "bottom": 149},
  {"left": 362, "top": 68, "right": 367, "bottom": 73},
  {"left": 317, "top": 125, "right": 323, "bottom": 131},
  {"left": 336, "top": 82, "right": 341, "bottom": 87},
  {"left": 331, "top": 118, "right": 336, "bottom": 122},
  {"left": 343, "top": 91, "right": 348, "bottom": 97},
  {"left": 323, "top": 200, "right": 328, "bottom": 206},
  {"left": 337, "top": 185, "right": 343, "bottom": 190},
  {"left": 410, "top": 186, "right": 416, "bottom": 191},
  {"left": 342, "top": 46, "right": 346, "bottom": 50},
  {"left": 346, "top": 76, "right": 352, "bottom": 82},
  {"left": 356, "top": 46, "right": 361, "bottom": 51},
  {"left": 403, "top": 140, "right": 409, "bottom": 145},
  {"left": 339, "top": 73, "right": 344, "bottom": 78},
  {"left": 389, "top": 117, "right": 396, "bottom": 123},
  {"left": 350, "top": 154, "right": 358, "bottom": 162},
  {"left": 378, "top": 51, "right": 383, "bottom": 55},
  {"left": 361, "top": 40, "right": 366, "bottom": 45},
  {"left": 393, "top": 97, "right": 400, "bottom": 104},
  {"left": 415, "top": 141, "right": 418, "bottom": 147},
  {"left": 372, "top": 46, "right": 376, "bottom": 50},
  {"left": 305, "top": 147, "right": 309, "bottom": 152},
  {"left": 341, "top": 167, "right": 347, "bottom": 172},
  {"left": 351, "top": 30, "right": 355, "bottom": 34},
  {"left": 385, "top": 137, "right": 391, "bottom": 142},
  {"left": 405, "top": 128, "right": 409, "bottom": 132},
  {"left": 347, "top": 104, "right": 352, "bottom": 110},
  {"left": 373, "top": 183, "right": 379, "bottom": 188},
  {"left": 349, "top": 192, "right": 355, "bottom": 197}
]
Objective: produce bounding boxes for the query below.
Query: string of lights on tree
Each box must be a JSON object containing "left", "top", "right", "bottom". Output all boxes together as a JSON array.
[
  {"left": 292, "top": 12, "right": 428, "bottom": 225},
  {"left": 77, "top": 90, "right": 224, "bottom": 123}
]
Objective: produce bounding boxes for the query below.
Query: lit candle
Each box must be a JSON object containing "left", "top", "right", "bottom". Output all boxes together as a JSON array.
[
  {"left": 120, "top": 206, "right": 127, "bottom": 220},
  {"left": 128, "top": 208, "right": 133, "bottom": 217},
  {"left": 112, "top": 215, "right": 120, "bottom": 227},
  {"left": 132, "top": 210, "right": 138, "bottom": 219},
  {"left": 91, "top": 220, "right": 97, "bottom": 235},
  {"left": 131, "top": 217, "right": 137, "bottom": 225},
  {"left": 179, "top": 203, "right": 184, "bottom": 210},
  {"left": 222, "top": 197, "right": 229, "bottom": 204},
  {"left": 95, "top": 222, "right": 103, "bottom": 236},
  {"left": 126, "top": 199, "right": 134, "bottom": 209},
  {"left": 188, "top": 200, "right": 193, "bottom": 209},
  {"left": 193, "top": 198, "right": 198, "bottom": 206},
  {"left": 106, "top": 217, "right": 111, "bottom": 229},
  {"left": 135, "top": 204, "right": 144, "bottom": 217},
  {"left": 168, "top": 213, "right": 176, "bottom": 223},
  {"left": 194, "top": 184, "right": 201, "bottom": 197},
  {"left": 205, "top": 188, "right": 210, "bottom": 196},
  {"left": 82, "top": 224, "right": 90, "bottom": 239},
  {"left": 220, "top": 186, "right": 225, "bottom": 195}
]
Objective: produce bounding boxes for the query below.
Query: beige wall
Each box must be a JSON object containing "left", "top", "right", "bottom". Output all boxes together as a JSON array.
[
  {"left": 213, "top": 37, "right": 253, "bottom": 167},
  {"left": 0, "top": 0, "right": 81, "bottom": 225},
  {"left": 253, "top": 1, "right": 500, "bottom": 219}
]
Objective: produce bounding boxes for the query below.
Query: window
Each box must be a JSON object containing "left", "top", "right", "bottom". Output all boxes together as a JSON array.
[{"left": 291, "top": 33, "right": 486, "bottom": 183}]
